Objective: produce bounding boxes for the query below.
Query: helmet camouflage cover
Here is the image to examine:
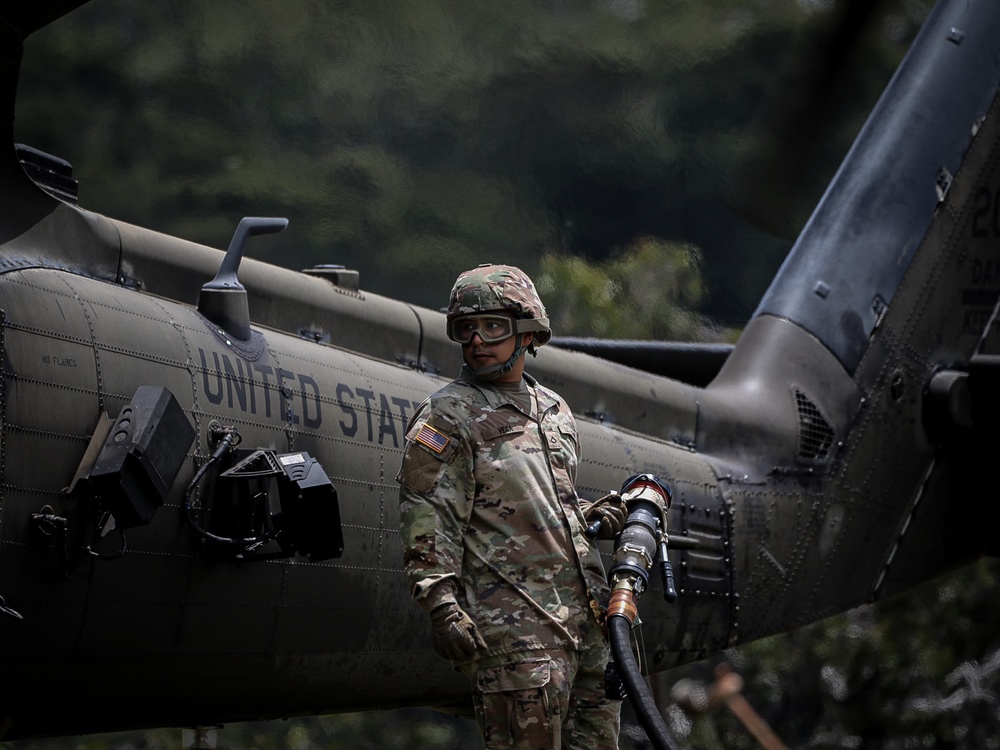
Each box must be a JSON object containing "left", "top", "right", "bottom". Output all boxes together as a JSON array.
[{"left": 446, "top": 264, "right": 551, "bottom": 346}]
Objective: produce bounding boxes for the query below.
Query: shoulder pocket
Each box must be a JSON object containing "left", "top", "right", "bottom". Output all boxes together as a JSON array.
[
  {"left": 398, "top": 414, "right": 460, "bottom": 493},
  {"left": 406, "top": 414, "right": 460, "bottom": 460}
]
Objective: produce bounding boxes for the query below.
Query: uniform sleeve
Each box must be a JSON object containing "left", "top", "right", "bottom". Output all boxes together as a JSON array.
[
  {"left": 396, "top": 398, "right": 476, "bottom": 609},
  {"left": 565, "top": 406, "right": 581, "bottom": 486}
]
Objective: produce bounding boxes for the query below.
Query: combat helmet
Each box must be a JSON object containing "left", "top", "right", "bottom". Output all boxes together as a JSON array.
[
  {"left": 446, "top": 264, "right": 551, "bottom": 381},
  {"left": 446, "top": 264, "right": 551, "bottom": 347}
]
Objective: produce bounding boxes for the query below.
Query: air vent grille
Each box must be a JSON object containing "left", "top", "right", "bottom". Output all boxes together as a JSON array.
[{"left": 795, "top": 388, "right": 834, "bottom": 462}]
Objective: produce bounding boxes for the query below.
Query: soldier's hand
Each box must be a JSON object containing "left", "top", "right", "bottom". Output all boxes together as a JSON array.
[
  {"left": 429, "top": 601, "right": 487, "bottom": 661},
  {"left": 582, "top": 492, "right": 627, "bottom": 539}
]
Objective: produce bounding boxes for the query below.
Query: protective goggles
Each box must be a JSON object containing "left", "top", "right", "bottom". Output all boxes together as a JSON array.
[{"left": 448, "top": 314, "right": 517, "bottom": 344}]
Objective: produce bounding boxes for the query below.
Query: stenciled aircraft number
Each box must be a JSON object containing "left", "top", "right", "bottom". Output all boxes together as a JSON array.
[
  {"left": 971, "top": 186, "right": 1000, "bottom": 238},
  {"left": 962, "top": 187, "right": 1000, "bottom": 335}
]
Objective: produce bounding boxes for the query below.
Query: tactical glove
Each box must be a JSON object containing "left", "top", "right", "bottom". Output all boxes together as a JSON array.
[
  {"left": 420, "top": 581, "right": 486, "bottom": 662},
  {"left": 581, "top": 492, "right": 627, "bottom": 539},
  {"left": 429, "top": 600, "right": 487, "bottom": 661}
]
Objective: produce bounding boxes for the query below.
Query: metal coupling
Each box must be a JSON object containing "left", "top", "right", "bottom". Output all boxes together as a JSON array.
[{"left": 607, "top": 582, "right": 639, "bottom": 623}]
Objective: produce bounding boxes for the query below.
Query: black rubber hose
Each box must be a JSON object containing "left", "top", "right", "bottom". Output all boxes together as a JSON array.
[{"left": 608, "top": 613, "right": 680, "bottom": 750}]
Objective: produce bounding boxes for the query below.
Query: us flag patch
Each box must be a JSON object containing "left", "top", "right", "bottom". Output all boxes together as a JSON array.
[{"left": 415, "top": 422, "right": 450, "bottom": 454}]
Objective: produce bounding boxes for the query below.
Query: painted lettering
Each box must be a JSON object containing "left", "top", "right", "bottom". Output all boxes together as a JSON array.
[
  {"left": 222, "top": 355, "right": 248, "bottom": 411},
  {"left": 378, "top": 393, "right": 399, "bottom": 447},
  {"left": 277, "top": 368, "right": 299, "bottom": 425},
  {"left": 41, "top": 354, "right": 78, "bottom": 367},
  {"left": 200, "top": 349, "right": 224, "bottom": 405},
  {"left": 971, "top": 186, "right": 1000, "bottom": 238},
  {"left": 337, "top": 382, "right": 358, "bottom": 437},
  {"left": 963, "top": 306, "right": 993, "bottom": 335},
  {"left": 971, "top": 258, "right": 1000, "bottom": 286},
  {"left": 299, "top": 374, "right": 322, "bottom": 429},
  {"left": 194, "top": 347, "right": 423, "bottom": 444},
  {"left": 356, "top": 388, "right": 376, "bottom": 442}
]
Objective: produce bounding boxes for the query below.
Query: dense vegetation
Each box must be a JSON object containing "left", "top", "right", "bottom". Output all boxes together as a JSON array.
[
  {"left": 9, "top": 0, "right": 1000, "bottom": 748},
  {"left": 16, "top": 0, "right": 930, "bottom": 326}
]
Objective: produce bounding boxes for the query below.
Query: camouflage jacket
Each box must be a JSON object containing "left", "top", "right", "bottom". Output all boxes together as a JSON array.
[{"left": 397, "top": 366, "right": 610, "bottom": 661}]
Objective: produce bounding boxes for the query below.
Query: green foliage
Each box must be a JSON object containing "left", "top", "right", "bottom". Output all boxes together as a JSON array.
[
  {"left": 537, "top": 239, "right": 739, "bottom": 342},
  {"left": 16, "top": 0, "right": 932, "bottom": 321},
  {"left": 665, "top": 557, "right": 1000, "bottom": 749},
  {"left": 1, "top": 710, "right": 482, "bottom": 750}
]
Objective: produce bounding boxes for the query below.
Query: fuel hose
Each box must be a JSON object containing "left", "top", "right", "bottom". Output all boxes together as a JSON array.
[
  {"left": 603, "top": 473, "right": 681, "bottom": 750},
  {"left": 609, "top": 613, "right": 680, "bottom": 750}
]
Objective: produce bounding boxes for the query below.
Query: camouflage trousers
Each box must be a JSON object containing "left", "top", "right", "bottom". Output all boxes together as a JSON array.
[{"left": 460, "top": 639, "right": 620, "bottom": 749}]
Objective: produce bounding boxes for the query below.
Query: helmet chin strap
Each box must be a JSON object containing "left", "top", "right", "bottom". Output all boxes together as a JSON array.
[{"left": 471, "top": 333, "right": 531, "bottom": 381}]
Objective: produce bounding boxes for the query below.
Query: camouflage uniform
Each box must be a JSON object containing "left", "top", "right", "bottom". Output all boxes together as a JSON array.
[{"left": 398, "top": 364, "right": 620, "bottom": 749}]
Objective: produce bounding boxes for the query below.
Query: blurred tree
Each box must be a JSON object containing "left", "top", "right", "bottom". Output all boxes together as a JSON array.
[
  {"left": 15, "top": 0, "right": 933, "bottom": 322},
  {"left": 537, "top": 238, "right": 738, "bottom": 342},
  {"left": 663, "top": 557, "right": 1000, "bottom": 749}
]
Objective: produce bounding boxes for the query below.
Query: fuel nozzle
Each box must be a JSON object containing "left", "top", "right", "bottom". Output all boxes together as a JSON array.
[{"left": 606, "top": 474, "right": 675, "bottom": 624}]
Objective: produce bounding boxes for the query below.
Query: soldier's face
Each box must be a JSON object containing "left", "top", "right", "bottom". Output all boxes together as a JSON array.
[{"left": 461, "top": 315, "right": 533, "bottom": 382}]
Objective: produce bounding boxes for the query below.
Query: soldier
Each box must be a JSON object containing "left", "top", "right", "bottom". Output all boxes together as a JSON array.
[{"left": 396, "top": 263, "right": 627, "bottom": 749}]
